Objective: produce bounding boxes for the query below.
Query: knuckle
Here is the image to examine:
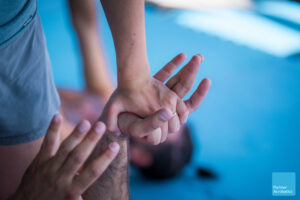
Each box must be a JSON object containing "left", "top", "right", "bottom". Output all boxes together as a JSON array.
[
  {"left": 72, "top": 154, "right": 84, "bottom": 165},
  {"left": 163, "top": 68, "right": 172, "bottom": 76},
  {"left": 180, "top": 86, "right": 190, "bottom": 95},
  {"left": 169, "top": 94, "right": 178, "bottom": 105},
  {"left": 164, "top": 98, "right": 174, "bottom": 107},
  {"left": 181, "top": 82, "right": 192, "bottom": 92},
  {"left": 88, "top": 166, "right": 100, "bottom": 178}
]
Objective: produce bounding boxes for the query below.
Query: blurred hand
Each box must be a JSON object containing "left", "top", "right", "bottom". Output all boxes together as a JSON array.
[
  {"left": 11, "top": 114, "right": 119, "bottom": 200},
  {"left": 117, "top": 53, "right": 211, "bottom": 144}
]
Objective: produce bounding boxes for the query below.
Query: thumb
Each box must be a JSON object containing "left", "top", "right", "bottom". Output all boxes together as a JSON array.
[
  {"left": 118, "top": 108, "right": 173, "bottom": 138},
  {"left": 103, "top": 100, "right": 123, "bottom": 134}
]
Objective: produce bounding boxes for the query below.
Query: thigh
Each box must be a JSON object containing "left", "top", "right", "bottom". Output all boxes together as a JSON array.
[{"left": 0, "top": 137, "right": 44, "bottom": 199}]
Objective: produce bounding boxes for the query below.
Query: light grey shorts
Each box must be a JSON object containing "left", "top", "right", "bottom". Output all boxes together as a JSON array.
[{"left": 0, "top": 13, "right": 60, "bottom": 145}]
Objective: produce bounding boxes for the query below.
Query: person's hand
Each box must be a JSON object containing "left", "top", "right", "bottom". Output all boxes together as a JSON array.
[
  {"left": 102, "top": 59, "right": 191, "bottom": 141},
  {"left": 156, "top": 53, "right": 211, "bottom": 115},
  {"left": 117, "top": 53, "right": 211, "bottom": 144},
  {"left": 11, "top": 114, "right": 120, "bottom": 200}
]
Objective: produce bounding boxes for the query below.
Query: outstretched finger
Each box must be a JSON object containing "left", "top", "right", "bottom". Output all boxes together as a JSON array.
[
  {"left": 185, "top": 78, "right": 211, "bottom": 113},
  {"left": 72, "top": 142, "right": 120, "bottom": 195},
  {"left": 38, "top": 114, "right": 62, "bottom": 163},
  {"left": 154, "top": 53, "right": 187, "bottom": 82},
  {"left": 118, "top": 108, "right": 173, "bottom": 138},
  {"left": 167, "top": 54, "right": 203, "bottom": 98},
  {"left": 59, "top": 122, "right": 106, "bottom": 178},
  {"left": 51, "top": 120, "right": 91, "bottom": 171}
]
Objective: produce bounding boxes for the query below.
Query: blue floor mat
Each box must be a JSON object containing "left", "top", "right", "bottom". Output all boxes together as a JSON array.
[{"left": 37, "top": 0, "right": 300, "bottom": 199}]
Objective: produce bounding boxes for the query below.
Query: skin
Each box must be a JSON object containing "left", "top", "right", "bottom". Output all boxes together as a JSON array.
[
  {"left": 9, "top": 115, "right": 120, "bottom": 200},
  {"left": 0, "top": 1, "right": 211, "bottom": 199},
  {"left": 118, "top": 54, "right": 211, "bottom": 145},
  {"left": 0, "top": 139, "right": 44, "bottom": 199},
  {"left": 7, "top": 53, "right": 211, "bottom": 200},
  {"left": 69, "top": 0, "right": 185, "bottom": 139},
  {"left": 67, "top": 0, "right": 210, "bottom": 145},
  {"left": 82, "top": 54, "right": 211, "bottom": 200},
  {"left": 99, "top": 0, "right": 188, "bottom": 137},
  {"left": 68, "top": 0, "right": 114, "bottom": 100}
]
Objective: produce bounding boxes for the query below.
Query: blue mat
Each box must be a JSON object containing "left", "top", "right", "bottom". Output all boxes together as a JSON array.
[{"left": 37, "top": 0, "right": 300, "bottom": 199}]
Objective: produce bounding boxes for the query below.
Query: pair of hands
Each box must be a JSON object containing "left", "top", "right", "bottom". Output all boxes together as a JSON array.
[
  {"left": 103, "top": 53, "right": 211, "bottom": 144},
  {"left": 11, "top": 53, "right": 210, "bottom": 199}
]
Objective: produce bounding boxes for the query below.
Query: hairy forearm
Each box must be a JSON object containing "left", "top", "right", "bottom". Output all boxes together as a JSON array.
[
  {"left": 83, "top": 132, "right": 129, "bottom": 200},
  {"left": 100, "top": 0, "right": 150, "bottom": 85}
]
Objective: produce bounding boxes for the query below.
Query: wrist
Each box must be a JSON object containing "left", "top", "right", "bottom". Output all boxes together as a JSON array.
[{"left": 117, "top": 60, "right": 151, "bottom": 89}]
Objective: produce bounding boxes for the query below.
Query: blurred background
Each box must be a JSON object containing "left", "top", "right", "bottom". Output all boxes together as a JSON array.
[{"left": 37, "top": 0, "right": 300, "bottom": 199}]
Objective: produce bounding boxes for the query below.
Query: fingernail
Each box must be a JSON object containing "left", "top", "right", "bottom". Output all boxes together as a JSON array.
[
  {"left": 109, "top": 142, "right": 120, "bottom": 152},
  {"left": 53, "top": 114, "right": 62, "bottom": 123},
  {"left": 94, "top": 122, "right": 105, "bottom": 134},
  {"left": 180, "top": 53, "right": 187, "bottom": 59},
  {"left": 196, "top": 54, "right": 204, "bottom": 61},
  {"left": 160, "top": 109, "right": 173, "bottom": 121},
  {"left": 79, "top": 121, "right": 90, "bottom": 132},
  {"left": 113, "top": 130, "right": 121, "bottom": 136}
]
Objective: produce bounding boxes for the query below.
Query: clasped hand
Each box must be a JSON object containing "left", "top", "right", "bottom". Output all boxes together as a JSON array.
[{"left": 102, "top": 53, "right": 211, "bottom": 144}]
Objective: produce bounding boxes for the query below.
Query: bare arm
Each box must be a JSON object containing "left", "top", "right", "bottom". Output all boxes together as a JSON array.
[
  {"left": 68, "top": 0, "right": 114, "bottom": 99},
  {"left": 100, "top": 0, "right": 150, "bottom": 85}
]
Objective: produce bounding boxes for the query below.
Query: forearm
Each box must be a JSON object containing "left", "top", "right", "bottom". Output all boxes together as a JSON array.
[
  {"left": 78, "top": 31, "right": 114, "bottom": 98},
  {"left": 83, "top": 131, "right": 129, "bottom": 200},
  {"left": 100, "top": 0, "right": 150, "bottom": 85},
  {"left": 68, "top": 0, "right": 114, "bottom": 98}
]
